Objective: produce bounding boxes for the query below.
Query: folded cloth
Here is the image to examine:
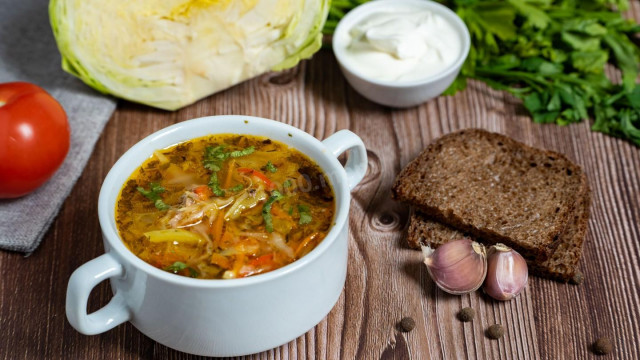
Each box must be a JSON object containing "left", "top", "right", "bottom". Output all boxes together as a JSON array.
[{"left": 0, "top": 0, "right": 117, "bottom": 253}]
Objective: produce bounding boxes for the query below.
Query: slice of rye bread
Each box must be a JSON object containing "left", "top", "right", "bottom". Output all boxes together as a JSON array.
[
  {"left": 392, "top": 129, "right": 586, "bottom": 262},
  {"left": 407, "top": 182, "right": 590, "bottom": 282}
]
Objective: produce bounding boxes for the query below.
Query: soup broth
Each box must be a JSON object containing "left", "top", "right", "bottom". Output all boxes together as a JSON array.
[{"left": 115, "top": 134, "right": 335, "bottom": 279}]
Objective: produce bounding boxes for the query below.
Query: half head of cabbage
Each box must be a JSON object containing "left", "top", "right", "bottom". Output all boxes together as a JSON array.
[{"left": 50, "top": 0, "right": 329, "bottom": 110}]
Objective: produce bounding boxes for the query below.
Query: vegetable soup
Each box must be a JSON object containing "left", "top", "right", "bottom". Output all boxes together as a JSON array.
[{"left": 115, "top": 134, "right": 335, "bottom": 279}]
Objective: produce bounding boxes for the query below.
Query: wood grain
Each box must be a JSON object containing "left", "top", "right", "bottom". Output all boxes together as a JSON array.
[{"left": 1, "top": 3, "right": 640, "bottom": 359}]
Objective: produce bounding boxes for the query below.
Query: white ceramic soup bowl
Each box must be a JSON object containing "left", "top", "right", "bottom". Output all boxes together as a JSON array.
[{"left": 66, "top": 115, "right": 367, "bottom": 357}]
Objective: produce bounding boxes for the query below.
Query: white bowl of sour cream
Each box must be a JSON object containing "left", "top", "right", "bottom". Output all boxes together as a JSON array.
[{"left": 332, "top": 0, "right": 470, "bottom": 108}]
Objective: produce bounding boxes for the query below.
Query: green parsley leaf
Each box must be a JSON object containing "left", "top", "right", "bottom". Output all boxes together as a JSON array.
[
  {"left": 154, "top": 199, "right": 170, "bottom": 211},
  {"left": 150, "top": 182, "right": 165, "bottom": 193},
  {"left": 164, "top": 261, "right": 198, "bottom": 277},
  {"left": 298, "top": 204, "right": 312, "bottom": 225},
  {"left": 230, "top": 184, "right": 244, "bottom": 192},
  {"left": 203, "top": 145, "right": 226, "bottom": 172},
  {"left": 208, "top": 172, "right": 225, "bottom": 197},
  {"left": 627, "top": 86, "right": 640, "bottom": 109},
  {"left": 283, "top": 179, "right": 293, "bottom": 188},
  {"left": 264, "top": 161, "right": 277, "bottom": 173},
  {"left": 165, "top": 261, "right": 187, "bottom": 272},
  {"left": 570, "top": 50, "right": 609, "bottom": 74},
  {"left": 262, "top": 190, "right": 284, "bottom": 232},
  {"left": 507, "top": 0, "right": 550, "bottom": 29},
  {"left": 229, "top": 146, "right": 255, "bottom": 158},
  {"left": 137, "top": 183, "right": 170, "bottom": 210}
]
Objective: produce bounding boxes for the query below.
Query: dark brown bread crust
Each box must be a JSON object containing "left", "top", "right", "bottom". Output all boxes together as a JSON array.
[
  {"left": 407, "top": 179, "right": 591, "bottom": 282},
  {"left": 393, "top": 129, "right": 585, "bottom": 262}
]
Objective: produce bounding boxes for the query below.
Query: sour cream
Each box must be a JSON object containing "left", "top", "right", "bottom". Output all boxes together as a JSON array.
[{"left": 337, "top": 7, "right": 462, "bottom": 83}]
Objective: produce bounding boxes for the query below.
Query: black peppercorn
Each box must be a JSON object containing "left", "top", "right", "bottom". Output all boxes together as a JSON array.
[
  {"left": 592, "top": 337, "right": 613, "bottom": 355},
  {"left": 487, "top": 324, "right": 504, "bottom": 340},
  {"left": 457, "top": 307, "right": 475, "bottom": 322},
  {"left": 399, "top": 317, "right": 416, "bottom": 332},
  {"left": 570, "top": 271, "right": 584, "bottom": 285}
]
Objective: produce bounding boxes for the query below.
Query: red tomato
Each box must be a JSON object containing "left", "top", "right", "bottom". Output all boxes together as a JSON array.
[{"left": 0, "top": 82, "right": 70, "bottom": 198}]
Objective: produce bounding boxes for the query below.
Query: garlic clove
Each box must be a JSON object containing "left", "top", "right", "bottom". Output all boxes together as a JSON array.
[
  {"left": 422, "top": 239, "right": 487, "bottom": 295},
  {"left": 483, "top": 243, "right": 528, "bottom": 301}
]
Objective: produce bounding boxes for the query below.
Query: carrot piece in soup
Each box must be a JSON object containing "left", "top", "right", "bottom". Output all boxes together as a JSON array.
[
  {"left": 149, "top": 253, "right": 181, "bottom": 269},
  {"left": 211, "top": 215, "right": 225, "bottom": 247},
  {"left": 237, "top": 168, "right": 276, "bottom": 190},
  {"left": 210, "top": 253, "right": 232, "bottom": 269},
  {"left": 224, "top": 159, "right": 235, "bottom": 188},
  {"left": 194, "top": 185, "right": 213, "bottom": 200},
  {"left": 233, "top": 253, "right": 245, "bottom": 274},
  {"left": 249, "top": 253, "right": 275, "bottom": 267}
]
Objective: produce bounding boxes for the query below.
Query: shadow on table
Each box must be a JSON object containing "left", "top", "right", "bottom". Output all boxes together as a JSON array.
[
  {"left": 305, "top": 50, "right": 527, "bottom": 119},
  {"left": 304, "top": 50, "right": 393, "bottom": 114}
]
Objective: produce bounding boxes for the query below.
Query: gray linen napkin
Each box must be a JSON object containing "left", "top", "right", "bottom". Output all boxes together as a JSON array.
[{"left": 0, "top": 0, "right": 117, "bottom": 253}]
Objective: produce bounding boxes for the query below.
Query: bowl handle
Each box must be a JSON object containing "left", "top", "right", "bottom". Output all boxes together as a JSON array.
[
  {"left": 66, "top": 253, "right": 131, "bottom": 335},
  {"left": 322, "top": 130, "right": 368, "bottom": 191}
]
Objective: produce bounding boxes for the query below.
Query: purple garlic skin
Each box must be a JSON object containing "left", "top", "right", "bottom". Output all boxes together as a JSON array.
[
  {"left": 422, "top": 239, "right": 487, "bottom": 295},
  {"left": 483, "top": 243, "right": 528, "bottom": 301}
]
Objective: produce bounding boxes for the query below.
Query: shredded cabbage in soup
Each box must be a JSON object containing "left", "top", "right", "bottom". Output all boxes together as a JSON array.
[{"left": 115, "top": 134, "right": 335, "bottom": 279}]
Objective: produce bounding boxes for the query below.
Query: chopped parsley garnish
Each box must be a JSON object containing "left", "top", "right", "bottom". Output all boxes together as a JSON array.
[
  {"left": 204, "top": 145, "right": 255, "bottom": 196},
  {"left": 264, "top": 161, "right": 277, "bottom": 173},
  {"left": 137, "top": 182, "right": 170, "bottom": 210},
  {"left": 283, "top": 179, "right": 293, "bottom": 188},
  {"left": 203, "top": 145, "right": 227, "bottom": 172},
  {"left": 262, "top": 190, "right": 284, "bottom": 232},
  {"left": 164, "top": 261, "right": 198, "bottom": 278},
  {"left": 165, "top": 261, "right": 187, "bottom": 272},
  {"left": 288, "top": 206, "right": 294, "bottom": 215},
  {"left": 229, "top": 146, "right": 255, "bottom": 158},
  {"left": 208, "top": 172, "right": 225, "bottom": 197},
  {"left": 230, "top": 184, "right": 244, "bottom": 192},
  {"left": 153, "top": 199, "right": 170, "bottom": 211},
  {"left": 298, "top": 204, "right": 312, "bottom": 225}
]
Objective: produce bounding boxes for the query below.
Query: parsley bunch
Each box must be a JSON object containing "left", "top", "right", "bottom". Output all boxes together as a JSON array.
[{"left": 441, "top": 0, "right": 640, "bottom": 146}]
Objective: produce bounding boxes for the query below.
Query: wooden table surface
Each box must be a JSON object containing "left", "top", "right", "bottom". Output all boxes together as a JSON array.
[{"left": 2, "top": 5, "right": 640, "bottom": 359}]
